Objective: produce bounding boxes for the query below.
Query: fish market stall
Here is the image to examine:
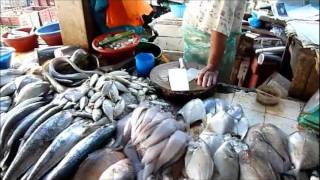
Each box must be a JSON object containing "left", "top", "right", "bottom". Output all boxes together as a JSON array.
[
  {"left": 0, "top": 0, "right": 319, "bottom": 180},
  {"left": 0, "top": 46, "right": 319, "bottom": 180}
]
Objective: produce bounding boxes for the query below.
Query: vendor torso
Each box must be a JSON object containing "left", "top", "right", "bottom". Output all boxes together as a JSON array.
[{"left": 182, "top": 0, "right": 246, "bottom": 83}]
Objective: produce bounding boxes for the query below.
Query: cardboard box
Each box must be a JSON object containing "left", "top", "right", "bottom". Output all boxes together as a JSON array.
[
  {"left": 49, "top": 7, "right": 58, "bottom": 22},
  {"left": 39, "top": 8, "right": 51, "bottom": 25},
  {"left": 18, "top": 13, "right": 33, "bottom": 27},
  {"left": 0, "top": 17, "right": 11, "bottom": 25}
]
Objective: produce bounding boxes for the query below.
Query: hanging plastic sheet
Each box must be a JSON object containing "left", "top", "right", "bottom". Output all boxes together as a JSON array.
[
  {"left": 89, "top": 0, "right": 145, "bottom": 34},
  {"left": 106, "top": 0, "right": 152, "bottom": 28}
]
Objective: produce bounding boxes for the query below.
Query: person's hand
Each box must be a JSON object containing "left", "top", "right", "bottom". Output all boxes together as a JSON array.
[{"left": 197, "top": 66, "right": 219, "bottom": 87}]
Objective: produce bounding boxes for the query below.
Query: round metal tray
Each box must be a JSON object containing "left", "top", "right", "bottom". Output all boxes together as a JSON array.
[{"left": 150, "top": 61, "right": 215, "bottom": 100}]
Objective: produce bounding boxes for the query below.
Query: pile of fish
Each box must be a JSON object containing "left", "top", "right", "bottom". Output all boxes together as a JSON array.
[
  {"left": 179, "top": 98, "right": 319, "bottom": 180},
  {"left": 0, "top": 65, "right": 165, "bottom": 180},
  {"left": 121, "top": 105, "right": 190, "bottom": 180},
  {"left": 0, "top": 69, "right": 52, "bottom": 117}
]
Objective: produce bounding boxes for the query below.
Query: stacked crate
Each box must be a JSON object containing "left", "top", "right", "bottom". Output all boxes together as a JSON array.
[{"left": 0, "top": 6, "right": 58, "bottom": 27}]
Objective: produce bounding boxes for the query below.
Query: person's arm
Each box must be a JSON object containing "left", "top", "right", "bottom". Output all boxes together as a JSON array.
[
  {"left": 197, "top": 30, "right": 227, "bottom": 87},
  {"left": 207, "top": 31, "right": 228, "bottom": 71}
]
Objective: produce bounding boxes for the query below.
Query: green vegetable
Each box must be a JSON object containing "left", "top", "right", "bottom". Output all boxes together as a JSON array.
[{"left": 98, "top": 30, "right": 135, "bottom": 47}]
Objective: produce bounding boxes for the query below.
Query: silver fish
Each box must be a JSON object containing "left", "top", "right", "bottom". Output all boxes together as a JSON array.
[
  {"left": 140, "top": 118, "right": 178, "bottom": 149},
  {"left": 15, "top": 81, "right": 50, "bottom": 105},
  {"left": 92, "top": 117, "right": 111, "bottom": 127},
  {"left": 0, "top": 69, "right": 24, "bottom": 76},
  {"left": 212, "top": 139, "right": 245, "bottom": 180},
  {"left": 64, "top": 81, "right": 90, "bottom": 102},
  {"left": 239, "top": 150, "right": 281, "bottom": 180},
  {"left": 0, "top": 81, "right": 16, "bottom": 97},
  {"left": 73, "top": 111, "right": 92, "bottom": 119},
  {"left": 90, "top": 74, "right": 99, "bottom": 87},
  {"left": 245, "top": 123, "right": 291, "bottom": 173},
  {"left": 185, "top": 139, "right": 214, "bottom": 180},
  {"left": 288, "top": 131, "right": 319, "bottom": 171},
  {"left": 26, "top": 121, "right": 89, "bottom": 180},
  {"left": 2, "top": 110, "right": 74, "bottom": 180},
  {"left": 133, "top": 107, "right": 160, "bottom": 145},
  {"left": 94, "top": 96, "right": 105, "bottom": 109},
  {"left": 139, "top": 112, "right": 173, "bottom": 137},
  {"left": 92, "top": 108, "right": 102, "bottom": 121},
  {"left": 85, "top": 106, "right": 93, "bottom": 114},
  {"left": 141, "top": 139, "right": 169, "bottom": 164},
  {"left": 0, "top": 75, "right": 19, "bottom": 87},
  {"left": 42, "top": 67, "right": 67, "bottom": 93},
  {"left": 127, "top": 104, "right": 138, "bottom": 109},
  {"left": 114, "top": 98, "right": 126, "bottom": 119},
  {"left": 105, "top": 82, "right": 120, "bottom": 102},
  {"left": 130, "top": 107, "right": 148, "bottom": 141},
  {"left": 128, "top": 87, "right": 139, "bottom": 96},
  {"left": 102, "top": 99, "right": 114, "bottom": 121},
  {"left": 114, "top": 81, "right": 129, "bottom": 93},
  {"left": 0, "top": 96, "right": 12, "bottom": 113},
  {"left": 79, "top": 96, "right": 89, "bottom": 111},
  {"left": 2, "top": 103, "right": 56, "bottom": 168},
  {"left": 0, "top": 100, "right": 45, "bottom": 156},
  {"left": 43, "top": 125, "right": 116, "bottom": 180},
  {"left": 54, "top": 77, "right": 74, "bottom": 84},
  {"left": 87, "top": 89, "right": 95, "bottom": 97},
  {"left": 89, "top": 92, "right": 102, "bottom": 103},
  {"left": 63, "top": 101, "right": 76, "bottom": 110},
  {"left": 154, "top": 130, "right": 189, "bottom": 171},
  {"left": 95, "top": 76, "right": 106, "bottom": 91},
  {"left": 199, "top": 131, "right": 224, "bottom": 157},
  {"left": 20, "top": 104, "right": 64, "bottom": 148},
  {"left": 178, "top": 99, "right": 206, "bottom": 125},
  {"left": 108, "top": 70, "right": 129, "bottom": 77},
  {"left": 206, "top": 110, "right": 235, "bottom": 134}
]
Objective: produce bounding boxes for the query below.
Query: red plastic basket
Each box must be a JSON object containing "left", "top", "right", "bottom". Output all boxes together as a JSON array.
[{"left": 92, "top": 32, "right": 140, "bottom": 64}]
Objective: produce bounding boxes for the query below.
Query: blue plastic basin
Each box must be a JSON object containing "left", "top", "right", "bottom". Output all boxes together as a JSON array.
[
  {"left": 35, "top": 22, "right": 61, "bottom": 36},
  {"left": 135, "top": 53, "right": 155, "bottom": 77},
  {"left": 169, "top": 4, "right": 186, "bottom": 18},
  {"left": 0, "top": 47, "right": 14, "bottom": 69}
]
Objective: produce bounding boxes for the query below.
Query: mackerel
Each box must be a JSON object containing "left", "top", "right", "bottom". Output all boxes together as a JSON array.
[{"left": 3, "top": 110, "right": 74, "bottom": 180}]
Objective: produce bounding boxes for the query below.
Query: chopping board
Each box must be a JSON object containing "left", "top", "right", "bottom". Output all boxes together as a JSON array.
[{"left": 150, "top": 61, "right": 215, "bottom": 100}]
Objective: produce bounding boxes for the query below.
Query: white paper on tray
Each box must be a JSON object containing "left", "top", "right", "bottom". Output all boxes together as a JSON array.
[{"left": 168, "top": 68, "right": 190, "bottom": 91}]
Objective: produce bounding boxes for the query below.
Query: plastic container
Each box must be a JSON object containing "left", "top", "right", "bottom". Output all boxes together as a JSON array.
[
  {"left": 92, "top": 32, "right": 140, "bottom": 65},
  {"left": 35, "top": 22, "right": 62, "bottom": 46},
  {"left": 135, "top": 53, "right": 155, "bottom": 77},
  {"left": 0, "top": 47, "right": 14, "bottom": 69},
  {"left": 169, "top": 3, "right": 186, "bottom": 18},
  {"left": 299, "top": 90, "right": 319, "bottom": 131},
  {"left": 248, "top": 11, "right": 262, "bottom": 28},
  {"left": 2, "top": 27, "right": 38, "bottom": 52}
]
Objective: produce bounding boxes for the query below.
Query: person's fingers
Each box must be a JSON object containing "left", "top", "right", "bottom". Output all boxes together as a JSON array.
[
  {"left": 202, "top": 73, "right": 209, "bottom": 87},
  {"left": 207, "top": 75, "right": 213, "bottom": 87},
  {"left": 197, "top": 68, "right": 207, "bottom": 86},
  {"left": 212, "top": 71, "right": 218, "bottom": 86}
]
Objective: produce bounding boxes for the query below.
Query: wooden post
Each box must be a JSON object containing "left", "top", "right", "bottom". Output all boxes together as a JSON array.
[{"left": 55, "top": 0, "right": 97, "bottom": 50}]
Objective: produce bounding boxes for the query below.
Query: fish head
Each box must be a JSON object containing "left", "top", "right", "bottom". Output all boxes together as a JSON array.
[{"left": 178, "top": 99, "right": 206, "bottom": 126}]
